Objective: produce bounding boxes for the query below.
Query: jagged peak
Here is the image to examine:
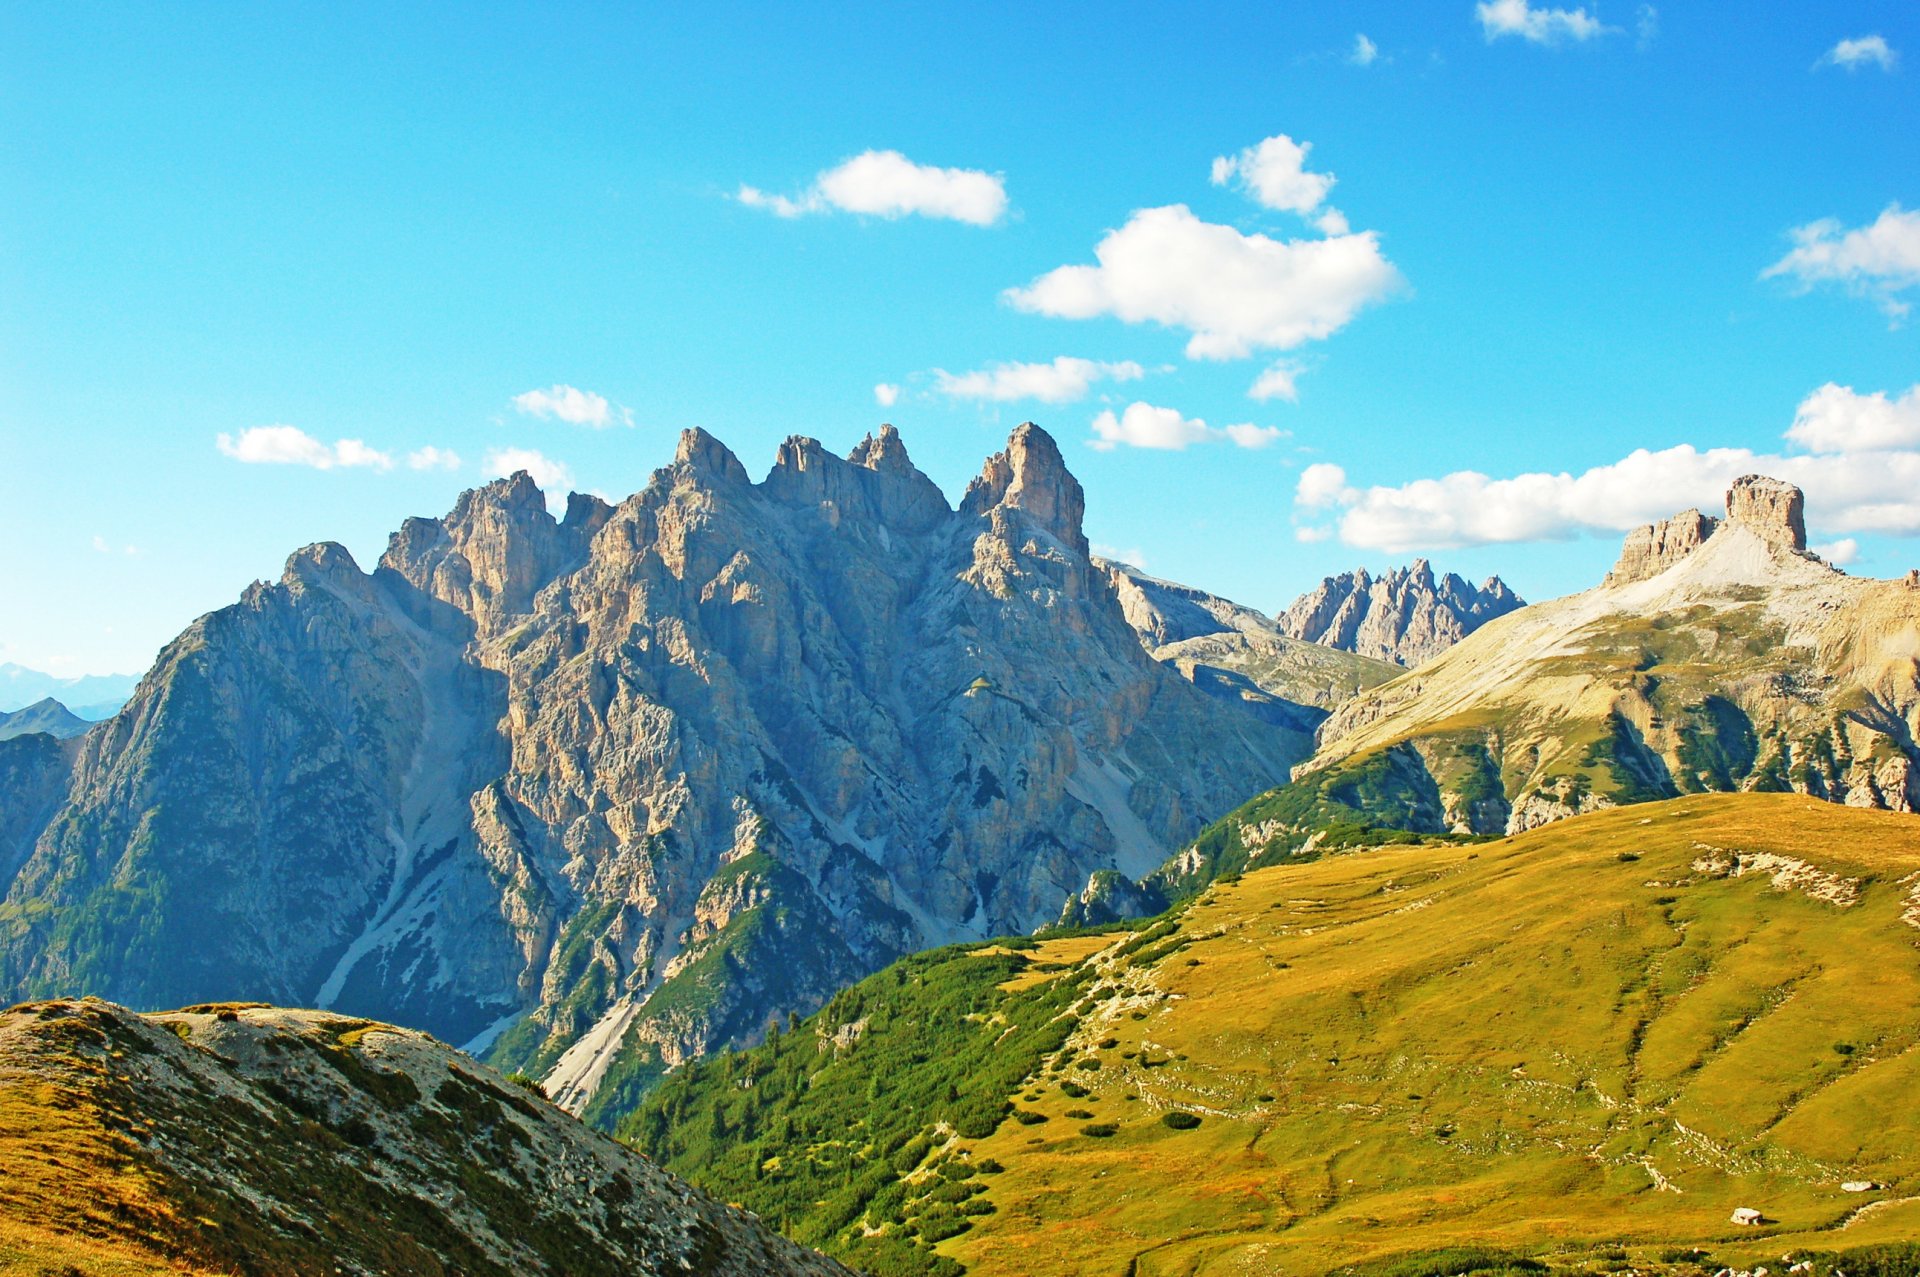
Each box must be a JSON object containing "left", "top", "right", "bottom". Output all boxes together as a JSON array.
[
  {"left": 674, "top": 427, "right": 749, "bottom": 486},
  {"left": 281, "top": 541, "right": 363, "bottom": 588},
  {"left": 847, "top": 422, "right": 914, "bottom": 474},
  {"left": 959, "top": 422, "right": 1088, "bottom": 553}
]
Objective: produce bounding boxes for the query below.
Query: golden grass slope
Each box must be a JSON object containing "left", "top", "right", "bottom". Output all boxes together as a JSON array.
[{"left": 948, "top": 794, "right": 1920, "bottom": 1276}]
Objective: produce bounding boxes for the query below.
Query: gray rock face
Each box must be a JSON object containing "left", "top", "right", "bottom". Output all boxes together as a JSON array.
[
  {"left": 1606, "top": 509, "right": 1721, "bottom": 586},
  {"left": 0, "top": 423, "right": 1306, "bottom": 1119},
  {"left": 1277, "top": 560, "right": 1524, "bottom": 667}
]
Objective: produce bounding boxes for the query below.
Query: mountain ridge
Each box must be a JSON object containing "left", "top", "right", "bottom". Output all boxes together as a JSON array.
[{"left": 1278, "top": 559, "right": 1524, "bottom": 667}]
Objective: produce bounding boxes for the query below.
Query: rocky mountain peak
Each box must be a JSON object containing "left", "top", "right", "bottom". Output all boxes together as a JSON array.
[
  {"left": 960, "top": 422, "right": 1088, "bottom": 555},
  {"left": 675, "top": 426, "right": 750, "bottom": 486},
  {"left": 1606, "top": 509, "right": 1721, "bottom": 586},
  {"left": 281, "top": 541, "right": 363, "bottom": 590},
  {"left": 1727, "top": 474, "right": 1807, "bottom": 553},
  {"left": 1278, "top": 562, "right": 1525, "bottom": 667}
]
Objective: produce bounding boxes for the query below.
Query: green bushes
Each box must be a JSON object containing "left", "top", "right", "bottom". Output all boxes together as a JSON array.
[
  {"left": 1079, "top": 1122, "right": 1118, "bottom": 1138},
  {"left": 1160, "top": 1111, "right": 1201, "bottom": 1130}
]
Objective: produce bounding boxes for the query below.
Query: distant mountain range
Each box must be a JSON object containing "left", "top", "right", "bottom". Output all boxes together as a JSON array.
[
  {"left": 0, "top": 663, "right": 137, "bottom": 719},
  {"left": 0, "top": 697, "right": 90, "bottom": 741},
  {"left": 1276, "top": 559, "right": 1525, "bottom": 666},
  {"left": 0, "top": 423, "right": 1345, "bottom": 1126}
]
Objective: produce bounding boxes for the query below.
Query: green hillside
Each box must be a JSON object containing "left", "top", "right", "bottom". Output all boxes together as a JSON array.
[{"left": 629, "top": 794, "right": 1920, "bottom": 1276}]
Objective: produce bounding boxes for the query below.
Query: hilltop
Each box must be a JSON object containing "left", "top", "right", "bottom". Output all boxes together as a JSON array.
[
  {"left": 0, "top": 998, "right": 848, "bottom": 1276},
  {"left": 631, "top": 794, "right": 1920, "bottom": 1276}
]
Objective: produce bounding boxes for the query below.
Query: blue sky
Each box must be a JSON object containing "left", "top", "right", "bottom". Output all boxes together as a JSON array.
[{"left": 3, "top": 1, "right": 1916, "bottom": 676}]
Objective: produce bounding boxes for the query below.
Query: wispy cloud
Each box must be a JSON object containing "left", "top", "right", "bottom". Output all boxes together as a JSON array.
[
  {"left": 1088, "top": 401, "right": 1285, "bottom": 452},
  {"left": 407, "top": 446, "right": 463, "bottom": 471},
  {"left": 511, "top": 384, "right": 629, "bottom": 428},
  {"left": 1817, "top": 34, "right": 1898, "bottom": 72},
  {"left": 1350, "top": 33, "right": 1380, "bottom": 66},
  {"left": 1763, "top": 204, "right": 1920, "bottom": 321},
  {"left": 932, "top": 357, "right": 1147, "bottom": 404},
  {"left": 1475, "top": 0, "right": 1613, "bottom": 45},
  {"left": 738, "top": 150, "right": 1008, "bottom": 226},
  {"left": 216, "top": 425, "right": 393, "bottom": 471}
]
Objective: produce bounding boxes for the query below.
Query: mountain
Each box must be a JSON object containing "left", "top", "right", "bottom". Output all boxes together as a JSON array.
[
  {"left": 0, "top": 696, "right": 90, "bottom": 741},
  {"left": 1277, "top": 559, "right": 1525, "bottom": 667},
  {"left": 631, "top": 794, "right": 1920, "bottom": 1277},
  {"left": 1296, "top": 474, "right": 1920, "bottom": 836},
  {"left": 1100, "top": 559, "right": 1402, "bottom": 733},
  {"left": 0, "top": 663, "right": 138, "bottom": 717},
  {"left": 0, "top": 423, "right": 1306, "bottom": 1125},
  {"left": 0, "top": 998, "right": 850, "bottom": 1276}
]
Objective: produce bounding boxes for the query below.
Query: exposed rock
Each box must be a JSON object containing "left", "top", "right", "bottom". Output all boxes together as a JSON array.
[
  {"left": 1727, "top": 474, "right": 1807, "bottom": 553},
  {"left": 1277, "top": 560, "right": 1524, "bottom": 667},
  {"left": 1607, "top": 509, "right": 1720, "bottom": 585},
  {"left": 0, "top": 998, "right": 850, "bottom": 1276},
  {"left": 1303, "top": 474, "right": 1918, "bottom": 839},
  {"left": 0, "top": 423, "right": 1307, "bottom": 1124}
]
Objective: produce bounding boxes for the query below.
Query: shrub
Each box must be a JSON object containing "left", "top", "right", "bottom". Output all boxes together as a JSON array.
[
  {"left": 1079, "top": 1123, "right": 1118, "bottom": 1137},
  {"left": 1011, "top": 1109, "right": 1048, "bottom": 1125},
  {"left": 1064, "top": 1108, "right": 1093, "bottom": 1119},
  {"left": 1160, "top": 1111, "right": 1201, "bottom": 1130}
]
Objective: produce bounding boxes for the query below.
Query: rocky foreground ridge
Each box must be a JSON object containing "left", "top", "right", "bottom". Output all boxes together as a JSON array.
[
  {"left": 0, "top": 423, "right": 1316, "bottom": 1122},
  {"left": 0, "top": 998, "right": 850, "bottom": 1275}
]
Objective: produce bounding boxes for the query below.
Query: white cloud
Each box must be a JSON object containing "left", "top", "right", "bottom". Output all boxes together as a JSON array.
[
  {"left": 216, "top": 425, "right": 393, "bottom": 471},
  {"left": 873, "top": 382, "right": 900, "bottom": 407},
  {"left": 738, "top": 150, "right": 1008, "bottom": 226},
  {"left": 483, "top": 446, "right": 574, "bottom": 494},
  {"left": 1818, "top": 35, "right": 1898, "bottom": 72},
  {"left": 1210, "top": 135, "right": 1336, "bottom": 218},
  {"left": 1764, "top": 205, "right": 1920, "bottom": 320},
  {"left": 1249, "top": 361, "right": 1305, "bottom": 402},
  {"left": 511, "top": 384, "right": 626, "bottom": 428},
  {"left": 1091, "top": 542, "right": 1148, "bottom": 569},
  {"left": 1786, "top": 383, "right": 1920, "bottom": 452},
  {"left": 1476, "top": 0, "right": 1612, "bottom": 44},
  {"left": 1351, "top": 34, "right": 1379, "bottom": 66},
  {"left": 932, "top": 356, "right": 1147, "bottom": 404},
  {"left": 1088, "top": 401, "right": 1283, "bottom": 452},
  {"left": 1293, "top": 385, "right": 1920, "bottom": 551},
  {"left": 1006, "top": 204, "right": 1401, "bottom": 360},
  {"left": 1636, "top": 5, "right": 1659, "bottom": 49},
  {"left": 1814, "top": 537, "right": 1860, "bottom": 566},
  {"left": 407, "top": 446, "right": 463, "bottom": 471}
]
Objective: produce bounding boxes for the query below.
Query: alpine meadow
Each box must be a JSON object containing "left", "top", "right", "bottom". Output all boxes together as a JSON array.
[{"left": 2, "top": 4, "right": 1918, "bottom": 1275}]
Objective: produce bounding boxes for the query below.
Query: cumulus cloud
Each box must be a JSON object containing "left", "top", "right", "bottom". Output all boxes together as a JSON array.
[
  {"left": 932, "top": 357, "right": 1147, "bottom": 404},
  {"left": 873, "top": 382, "right": 900, "bottom": 407},
  {"left": 1787, "top": 383, "right": 1920, "bottom": 451},
  {"left": 737, "top": 150, "right": 1008, "bottom": 226},
  {"left": 217, "top": 425, "right": 393, "bottom": 471},
  {"left": 1006, "top": 204, "right": 1401, "bottom": 360},
  {"left": 483, "top": 447, "right": 574, "bottom": 494},
  {"left": 1764, "top": 204, "right": 1920, "bottom": 320},
  {"left": 1294, "top": 382, "right": 1920, "bottom": 551},
  {"left": 1088, "top": 401, "right": 1284, "bottom": 452},
  {"left": 1476, "top": 0, "right": 1612, "bottom": 44},
  {"left": 407, "top": 446, "right": 462, "bottom": 471},
  {"left": 1210, "top": 134, "right": 1337, "bottom": 219},
  {"left": 1814, "top": 537, "right": 1860, "bottom": 566},
  {"left": 1351, "top": 34, "right": 1380, "bottom": 66},
  {"left": 1818, "top": 35, "right": 1898, "bottom": 72},
  {"left": 511, "top": 384, "right": 627, "bottom": 428},
  {"left": 1249, "top": 361, "right": 1305, "bottom": 403}
]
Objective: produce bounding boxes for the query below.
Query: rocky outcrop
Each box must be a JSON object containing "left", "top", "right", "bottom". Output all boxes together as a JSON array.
[
  {"left": 1306, "top": 476, "right": 1918, "bottom": 836},
  {"left": 1277, "top": 560, "right": 1524, "bottom": 667},
  {"left": 0, "top": 423, "right": 1306, "bottom": 1124},
  {"left": 0, "top": 998, "right": 850, "bottom": 1276},
  {"left": 1607, "top": 509, "right": 1720, "bottom": 585},
  {"left": 1101, "top": 560, "right": 1401, "bottom": 732}
]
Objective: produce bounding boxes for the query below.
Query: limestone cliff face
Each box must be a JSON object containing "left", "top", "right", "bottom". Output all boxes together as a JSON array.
[
  {"left": 0, "top": 423, "right": 1304, "bottom": 1120},
  {"left": 1308, "top": 476, "right": 1920, "bottom": 835},
  {"left": 1277, "top": 560, "right": 1524, "bottom": 667}
]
